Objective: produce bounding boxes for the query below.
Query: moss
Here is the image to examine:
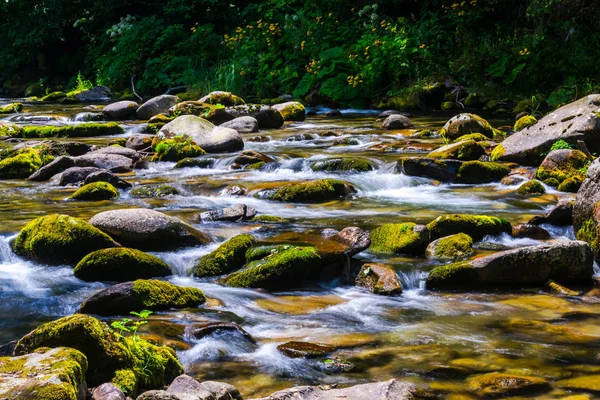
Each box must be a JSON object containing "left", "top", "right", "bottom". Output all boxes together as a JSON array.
[
  {"left": 41, "top": 91, "right": 67, "bottom": 102},
  {"left": 453, "top": 133, "right": 489, "bottom": 143},
  {"left": 310, "top": 157, "right": 374, "bottom": 173},
  {"left": 467, "top": 372, "right": 549, "bottom": 396},
  {"left": 0, "top": 121, "right": 23, "bottom": 137},
  {"left": 124, "top": 337, "right": 182, "bottom": 393},
  {"left": 275, "top": 102, "right": 306, "bottom": 121},
  {"left": 69, "top": 182, "right": 119, "bottom": 201},
  {"left": 557, "top": 375, "right": 600, "bottom": 393},
  {"left": 427, "top": 214, "right": 511, "bottom": 240},
  {"left": 130, "top": 184, "right": 180, "bottom": 198},
  {"left": 131, "top": 279, "right": 206, "bottom": 310},
  {"left": 246, "top": 161, "right": 265, "bottom": 170},
  {"left": 514, "top": 115, "right": 537, "bottom": 131},
  {"left": 0, "top": 147, "right": 53, "bottom": 179},
  {"left": 245, "top": 244, "right": 293, "bottom": 262},
  {"left": 74, "top": 248, "right": 171, "bottom": 282},
  {"left": 112, "top": 369, "right": 138, "bottom": 396},
  {"left": 428, "top": 140, "right": 485, "bottom": 161},
  {"left": 0, "top": 102, "right": 23, "bottom": 113},
  {"left": 369, "top": 222, "right": 429, "bottom": 255},
  {"left": 251, "top": 215, "right": 289, "bottom": 224},
  {"left": 269, "top": 179, "right": 351, "bottom": 203},
  {"left": 426, "top": 261, "right": 477, "bottom": 289},
  {"left": 13, "top": 214, "right": 119, "bottom": 265},
  {"left": 456, "top": 161, "right": 510, "bottom": 183},
  {"left": 516, "top": 180, "right": 546, "bottom": 195},
  {"left": 441, "top": 113, "right": 497, "bottom": 141},
  {"left": 174, "top": 157, "right": 215, "bottom": 169},
  {"left": 441, "top": 101, "right": 457, "bottom": 111},
  {"left": 543, "top": 177, "right": 560, "bottom": 187},
  {"left": 193, "top": 234, "right": 255, "bottom": 277},
  {"left": 558, "top": 175, "right": 583, "bottom": 192},
  {"left": 576, "top": 218, "right": 600, "bottom": 254},
  {"left": 110, "top": 138, "right": 128, "bottom": 147},
  {"left": 490, "top": 143, "right": 506, "bottom": 161},
  {"left": 427, "top": 233, "right": 474, "bottom": 259},
  {"left": 146, "top": 114, "right": 174, "bottom": 133},
  {"left": 225, "top": 246, "right": 321, "bottom": 289},
  {"left": 203, "top": 92, "right": 245, "bottom": 106},
  {"left": 22, "top": 123, "right": 124, "bottom": 138},
  {"left": 151, "top": 137, "right": 205, "bottom": 162},
  {"left": 536, "top": 150, "right": 589, "bottom": 185}
]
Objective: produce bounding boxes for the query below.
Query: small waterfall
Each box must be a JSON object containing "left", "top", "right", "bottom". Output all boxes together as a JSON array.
[
  {"left": 0, "top": 235, "right": 16, "bottom": 264},
  {"left": 397, "top": 270, "right": 428, "bottom": 291},
  {"left": 593, "top": 261, "right": 600, "bottom": 277}
]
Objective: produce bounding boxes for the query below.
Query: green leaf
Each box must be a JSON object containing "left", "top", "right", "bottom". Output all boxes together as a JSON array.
[
  {"left": 486, "top": 57, "right": 508, "bottom": 78},
  {"left": 293, "top": 72, "right": 314, "bottom": 98},
  {"left": 319, "top": 47, "right": 345, "bottom": 61},
  {"left": 319, "top": 73, "right": 361, "bottom": 102},
  {"left": 503, "top": 63, "right": 526, "bottom": 84}
]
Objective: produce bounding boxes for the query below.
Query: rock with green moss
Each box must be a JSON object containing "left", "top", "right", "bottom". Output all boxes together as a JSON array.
[
  {"left": 439, "top": 113, "right": 497, "bottom": 141},
  {"left": 398, "top": 157, "right": 463, "bottom": 182},
  {"left": 369, "top": 223, "right": 429, "bottom": 255},
  {"left": 14, "top": 314, "right": 182, "bottom": 395},
  {"left": 310, "top": 157, "right": 374, "bottom": 173},
  {"left": 516, "top": 180, "right": 546, "bottom": 195},
  {"left": 69, "top": 182, "right": 120, "bottom": 201},
  {"left": 536, "top": 149, "right": 589, "bottom": 187},
  {"left": 455, "top": 161, "right": 510, "bottom": 183},
  {"left": 427, "top": 214, "right": 511, "bottom": 241},
  {"left": 199, "top": 91, "right": 245, "bottom": 106},
  {"left": 193, "top": 234, "right": 255, "bottom": 277},
  {"left": 151, "top": 137, "right": 205, "bottom": 162},
  {"left": 0, "top": 147, "right": 54, "bottom": 179},
  {"left": 130, "top": 184, "right": 180, "bottom": 198},
  {"left": 232, "top": 150, "right": 274, "bottom": 168},
  {"left": 224, "top": 246, "right": 321, "bottom": 290},
  {"left": 467, "top": 372, "right": 550, "bottom": 396},
  {"left": 441, "top": 101, "right": 457, "bottom": 111},
  {"left": 245, "top": 244, "right": 293, "bottom": 262},
  {"left": 542, "top": 177, "right": 559, "bottom": 187},
  {"left": 514, "top": 115, "right": 537, "bottom": 131},
  {"left": 425, "top": 233, "right": 474, "bottom": 259},
  {"left": 159, "top": 115, "right": 243, "bottom": 153},
  {"left": 79, "top": 279, "right": 206, "bottom": 316},
  {"left": 558, "top": 175, "right": 583, "bottom": 192},
  {"left": 427, "top": 241, "right": 593, "bottom": 289},
  {"left": 41, "top": 91, "right": 67, "bottom": 102},
  {"left": 174, "top": 157, "right": 215, "bottom": 169},
  {"left": 453, "top": 133, "right": 489, "bottom": 143},
  {"left": 145, "top": 114, "right": 174, "bottom": 133},
  {"left": 0, "top": 347, "right": 88, "bottom": 400},
  {"left": 427, "top": 140, "right": 485, "bottom": 161},
  {"left": 169, "top": 101, "right": 234, "bottom": 125},
  {"left": 464, "top": 93, "right": 483, "bottom": 109},
  {"left": 277, "top": 341, "right": 335, "bottom": 358},
  {"left": 13, "top": 214, "right": 119, "bottom": 265},
  {"left": 251, "top": 215, "right": 289, "bottom": 224},
  {"left": 21, "top": 123, "right": 124, "bottom": 138},
  {"left": 573, "top": 159, "right": 600, "bottom": 257},
  {"left": 355, "top": 263, "right": 403, "bottom": 295},
  {"left": 74, "top": 248, "right": 171, "bottom": 282},
  {"left": 272, "top": 101, "right": 306, "bottom": 121},
  {"left": 265, "top": 179, "right": 354, "bottom": 203},
  {"left": 0, "top": 102, "right": 23, "bottom": 114},
  {"left": 556, "top": 374, "right": 600, "bottom": 393},
  {"left": 0, "top": 121, "right": 23, "bottom": 138}
]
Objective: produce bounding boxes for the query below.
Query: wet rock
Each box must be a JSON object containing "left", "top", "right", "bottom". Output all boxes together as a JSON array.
[
  {"left": 93, "top": 383, "right": 126, "bottom": 400},
  {"left": 454, "top": 161, "right": 510, "bottom": 183},
  {"left": 15, "top": 140, "right": 92, "bottom": 157},
  {"left": 516, "top": 180, "right": 546, "bottom": 195},
  {"left": 89, "top": 208, "right": 212, "bottom": 251},
  {"left": 73, "top": 86, "right": 113, "bottom": 102},
  {"left": 398, "top": 157, "right": 463, "bottom": 181},
  {"left": 287, "top": 133, "right": 317, "bottom": 141},
  {"left": 73, "top": 111, "right": 104, "bottom": 122},
  {"left": 355, "top": 263, "right": 402, "bottom": 295},
  {"left": 427, "top": 140, "right": 485, "bottom": 161},
  {"left": 199, "top": 381, "right": 242, "bottom": 400},
  {"left": 556, "top": 374, "right": 600, "bottom": 393},
  {"left": 192, "top": 234, "right": 255, "bottom": 277},
  {"left": 199, "top": 91, "right": 245, "bottom": 106},
  {"left": 254, "top": 108, "right": 284, "bottom": 129},
  {"left": 427, "top": 241, "right": 594, "bottom": 289},
  {"left": 427, "top": 214, "right": 512, "bottom": 241},
  {"left": 175, "top": 157, "right": 215, "bottom": 169},
  {"left": 574, "top": 158, "right": 600, "bottom": 256},
  {"left": 199, "top": 204, "right": 257, "bottom": 222},
  {"left": 536, "top": 149, "right": 589, "bottom": 186},
  {"left": 272, "top": 101, "right": 306, "bottom": 122},
  {"left": 311, "top": 157, "right": 374, "bottom": 173},
  {"left": 79, "top": 279, "right": 206, "bottom": 316},
  {"left": 130, "top": 184, "right": 180, "bottom": 198},
  {"left": 425, "top": 233, "right": 474, "bottom": 259},
  {"left": 381, "top": 114, "right": 412, "bottom": 129},
  {"left": 0, "top": 347, "right": 88, "bottom": 400},
  {"left": 136, "top": 391, "right": 180, "bottom": 400},
  {"left": 511, "top": 224, "right": 550, "bottom": 239},
  {"left": 232, "top": 150, "right": 274, "bottom": 167},
  {"left": 494, "top": 95, "right": 600, "bottom": 165},
  {"left": 220, "top": 116, "right": 259, "bottom": 133},
  {"left": 467, "top": 372, "right": 550, "bottom": 396},
  {"left": 501, "top": 174, "right": 527, "bottom": 185},
  {"left": 91, "top": 146, "right": 142, "bottom": 162},
  {"left": 12, "top": 214, "right": 119, "bottom": 265},
  {"left": 70, "top": 181, "right": 120, "bottom": 201},
  {"left": 27, "top": 155, "right": 75, "bottom": 181},
  {"left": 74, "top": 248, "right": 171, "bottom": 282},
  {"left": 254, "top": 379, "right": 419, "bottom": 400},
  {"left": 332, "top": 227, "right": 371, "bottom": 256},
  {"left": 84, "top": 170, "right": 132, "bottom": 189},
  {"left": 166, "top": 375, "right": 215, "bottom": 400},
  {"left": 263, "top": 179, "right": 355, "bottom": 203},
  {"left": 277, "top": 341, "right": 335, "bottom": 358},
  {"left": 440, "top": 113, "right": 497, "bottom": 141},
  {"left": 220, "top": 185, "right": 246, "bottom": 196},
  {"left": 103, "top": 101, "right": 139, "bottom": 120},
  {"left": 74, "top": 153, "right": 134, "bottom": 173},
  {"left": 169, "top": 101, "right": 234, "bottom": 124},
  {"left": 369, "top": 223, "right": 429, "bottom": 255},
  {"left": 126, "top": 135, "right": 154, "bottom": 151},
  {"left": 137, "top": 95, "right": 180, "bottom": 120},
  {"left": 55, "top": 166, "right": 103, "bottom": 185},
  {"left": 0, "top": 340, "right": 16, "bottom": 356},
  {"left": 159, "top": 115, "right": 243, "bottom": 153},
  {"left": 529, "top": 198, "right": 573, "bottom": 226},
  {"left": 188, "top": 322, "right": 254, "bottom": 343}
]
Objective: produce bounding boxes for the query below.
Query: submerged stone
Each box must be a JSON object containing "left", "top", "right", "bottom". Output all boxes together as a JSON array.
[
  {"left": 277, "top": 341, "right": 335, "bottom": 358},
  {"left": 467, "top": 372, "right": 550, "bottom": 396}
]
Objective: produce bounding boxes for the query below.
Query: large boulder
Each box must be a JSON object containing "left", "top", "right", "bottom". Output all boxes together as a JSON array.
[
  {"left": 168, "top": 101, "right": 234, "bottom": 125},
  {"left": 79, "top": 279, "right": 206, "bottom": 316},
  {"left": 398, "top": 157, "right": 463, "bottom": 182},
  {"left": 73, "top": 87, "right": 113, "bottom": 102},
  {"left": 272, "top": 101, "right": 306, "bottom": 121},
  {"left": 454, "top": 161, "right": 510, "bottom": 184},
  {"left": 262, "top": 179, "right": 354, "bottom": 203},
  {"left": 89, "top": 208, "right": 212, "bottom": 251},
  {"left": 220, "top": 116, "right": 259, "bottom": 133},
  {"left": 74, "top": 248, "right": 171, "bottom": 282},
  {"left": 103, "top": 101, "right": 139, "bottom": 121},
  {"left": 440, "top": 114, "right": 497, "bottom": 141},
  {"left": 12, "top": 214, "right": 119, "bottom": 265},
  {"left": 381, "top": 114, "right": 412, "bottom": 129},
  {"left": 192, "top": 234, "right": 255, "bottom": 277},
  {"left": 74, "top": 153, "right": 135, "bottom": 173},
  {"left": 198, "top": 91, "right": 245, "bottom": 106},
  {"left": 0, "top": 347, "right": 88, "bottom": 400},
  {"left": 137, "top": 95, "right": 180, "bottom": 120},
  {"left": 493, "top": 95, "right": 600, "bottom": 165},
  {"left": 427, "top": 140, "right": 485, "bottom": 161},
  {"left": 159, "top": 115, "right": 243, "bottom": 153},
  {"left": 535, "top": 149, "right": 589, "bottom": 188},
  {"left": 355, "top": 263, "right": 403, "bottom": 295},
  {"left": 427, "top": 214, "right": 512, "bottom": 241},
  {"left": 426, "top": 241, "right": 594, "bottom": 289}
]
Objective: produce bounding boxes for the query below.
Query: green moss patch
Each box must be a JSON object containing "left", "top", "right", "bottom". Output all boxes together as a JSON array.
[
  {"left": 74, "top": 248, "right": 171, "bottom": 282},
  {"left": 131, "top": 279, "right": 206, "bottom": 310},
  {"left": 41, "top": 91, "right": 67, "bottom": 102},
  {"left": 130, "top": 184, "right": 180, "bottom": 198},
  {"left": 268, "top": 179, "right": 352, "bottom": 203},
  {"left": 427, "top": 214, "right": 511, "bottom": 241},
  {"left": 426, "top": 233, "right": 474, "bottom": 259},
  {"left": 456, "top": 161, "right": 510, "bottom": 183},
  {"left": 0, "top": 147, "right": 54, "bottom": 179},
  {"left": 516, "top": 180, "right": 546, "bottom": 195},
  {"left": 0, "top": 102, "right": 23, "bottom": 114},
  {"left": 70, "top": 182, "right": 119, "bottom": 201},
  {"left": 428, "top": 140, "right": 485, "bottom": 161},
  {"left": 21, "top": 123, "right": 124, "bottom": 138},
  {"left": 453, "top": 133, "right": 489, "bottom": 143},
  {"left": 310, "top": 157, "right": 374, "bottom": 173},
  {"left": 193, "top": 234, "right": 255, "bottom": 277},
  {"left": 152, "top": 137, "right": 205, "bottom": 162},
  {"left": 369, "top": 222, "right": 429, "bottom": 255},
  {"left": 514, "top": 115, "right": 537, "bottom": 131},
  {"left": 426, "top": 261, "right": 477, "bottom": 289}
]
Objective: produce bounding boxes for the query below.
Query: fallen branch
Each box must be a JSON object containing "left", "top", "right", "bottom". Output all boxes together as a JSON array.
[
  {"left": 131, "top": 76, "right": 143, "bottom": 102},
  {"left": 577, "top": 140, "right": 595, "bottom": 161}
]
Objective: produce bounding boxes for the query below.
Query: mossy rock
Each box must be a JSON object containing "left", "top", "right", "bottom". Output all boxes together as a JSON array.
[
  {"left": 272, "top": 101, "right": 306, "bottom": 121},
  {"left": 490, "top": 143, "right": 506, "bottom": 161},
  {"left": 558, "top": 175, "right": 583, "bottom": 192},
  {"left": 251, "top": 215, "right": 289, "bottom": 224},
  {"left": 369, "top": 223, "right": 429, "bottom": 255},
  {"left": 146, "top": 113, "right": 175, "bottom": 133},
  {"left": 514, "top": 115, "right": 537, "bottom": 131},
  {"left": 467, "top": 372, "right": 550, "bottom": 396},
  {"left": 543, "top": 177, "right": 560, "bottom": 187},
  {"left": 536, "top": 149, "right": 589, "bottom": 186},
  {"left": 455, "top": 161, "right": 510, "bottom": 183},
  {"left": 79, "top": 279, "right": 206, "bottom": 316},
  {"left": 516, "top": 180, "right": 546, "bottom": 195},
  {"left": 0, "top": 347, "right": 87, "bottom": 400},
  {"left": 267, "top": 179, "right": 353, "bottom": 203},
  {"left": 199, "top": 91, "right": 245, "bottom": 106},
  {"left": 556, "top": 374, "right": 600, "bottom": 393},
  {"left": 13, "top": 214, "right": 119, "bottom": 265},
  {"left": 425, "top": 233, "right": 474, "bottom": 259},
  {"left": 440, "top": 113, "right": 498, "bottom": 141},
  {"left": 192, "top": 234, "right": 255, "bottom": 277},
  {"left": 174, "top": 157, "right": 215, "bottom": 169},
  {"left": 21, "top": 123, "right": 124, "bottom": 138},
  {"left": 151, "top": 137, "right": 205, "bottom": 162},
  {"left": 41, "top": 91, "right": 67, "bottom": 102},
  {"left": 0, "top": 147, "right": 54, "bottom": 179},
  {"left": 277, "top": 341, "right": 334, "bottom": 358},
  {"left": 130, "top": 184, "right": 180, "bottom": 198},
  {"left": 441, "top": 101, "right": 458, "bottom": 111},
  {"left": 427, "top": 214, "right": 511, "bottom": 241},
  {"left": 224, "top": 246, "right": 321, "bottom": 290},
  {"left": 0, "top": 121, "right": 23, "bottom": 137},
  {"left": 310, "top": 158, "right": 374, "bottom": 173},
  {"left": 426, "top": 261, "right": 477, "bottom": 289},
  {"left": 0, "top": 102, "right": 24, "bottom": 114},
  {"left": 428, "top": 140, "right": 485, "bottom": 161},
  {"left": 74, "top": 248, "right": 171, "bottom": 282},
  {"left": 70, "top": 182, "right": 120, "bottom": 201},
  {"left": 245, "top": 244, "right": 293, "bottom": 263},
  {"left": 464, "top": 93, "right": 483, "bottom": 108},
  {"left": 576, "top": 218, "right": 600, "bottom": 255},
  {"left": 453, "top": 133, "right": 489, "bottom": 143}
]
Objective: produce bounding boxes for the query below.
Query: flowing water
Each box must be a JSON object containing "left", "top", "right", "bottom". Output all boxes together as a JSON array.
[{"left": 1, "top": 100, "right": 600, "bottom": 398}]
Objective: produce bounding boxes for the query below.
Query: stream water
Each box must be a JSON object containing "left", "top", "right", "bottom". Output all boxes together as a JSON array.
[{"left": 1, "top": 100, "right": 599, "bottom": 398}]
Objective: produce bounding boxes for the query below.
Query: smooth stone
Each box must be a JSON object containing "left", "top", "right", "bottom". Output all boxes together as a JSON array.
[
  {"left": 355, "top": 263, "right": 402, "bottom": 295},
  {"left": 102, "top": 101, "right": 139, "bottom": 120},
  {"left": 277, "top": 341, "right": 335, "bottom": 358},
  {"left": 530, "top": 198, "right": 574, "bottom": 226},
  {"left": 74, "top": 153, "right": 134, "bottom": 172},
  {"left": 27, "top": 155, "right": 75, "bottom": 181},
  {"left": 93, "top": 383, "right": 126, "bottom": 400},
  {"left": 199, "top": 204, "right": 257, "bottom": 222},
  {"left": 220, "top": 116, "right": 259, "bottom": 133},
  {"left": 381, "top": 114, "right": 412, "bottom": 129},
  {"left": 84, "top": 170, "right": 132, "bottom": 189},
  {"left": 137, "top": 95, "right": 180, "bottom": 120}
]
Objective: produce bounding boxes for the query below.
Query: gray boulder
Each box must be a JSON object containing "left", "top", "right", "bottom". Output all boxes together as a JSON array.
[
  {"left": 137, "top": 95, "right": 180, "bottom": 120},
  {"left": 102, "top": 101, "right": 139, "bottom": 120},
  {"left": 494, "top": 94, "right": 600, "bottom": 165},
  {"left": 93, "top": 383, "right": 126, "bottom": 400},
  {"left": 28, "top": 155, "right": 75, "bottom": 181},
  {"left": 74, "top": 153, "right": 134, "bottom": 172},
  {"left": 381, "top": 114, "right": 412, "bottom": 129},
  {"left": 356, "top": 263, "right": 402, "bottom": 295},
  {"left": 221, "top": 116, "right": 259, "bottom": 133},
  {"left": 54, "top": 166, "right": 103, "bottom": 186},
  {"left": 398, "top": 157, "right": 463, "bottom": 181},
  {"left": 90, "top": 146, "right": 142, "bottom": 161},
  {"left": 73, "top": 86, "right": 113, "bottom": 102},
  {"left": 160, "top": 115, "right": 243, "bottom": 153},
  {"left": 89, "top": 208, "right": 212, "bottom": 250},
  {"left": 199, "top": 204, "right": 257, "bottom": 222},
  {"left": 84, "top": 170, "right": 132, "bottom": 189},
  {"left": 529, "top": 198, "right": 573, "bottom": 226}
]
